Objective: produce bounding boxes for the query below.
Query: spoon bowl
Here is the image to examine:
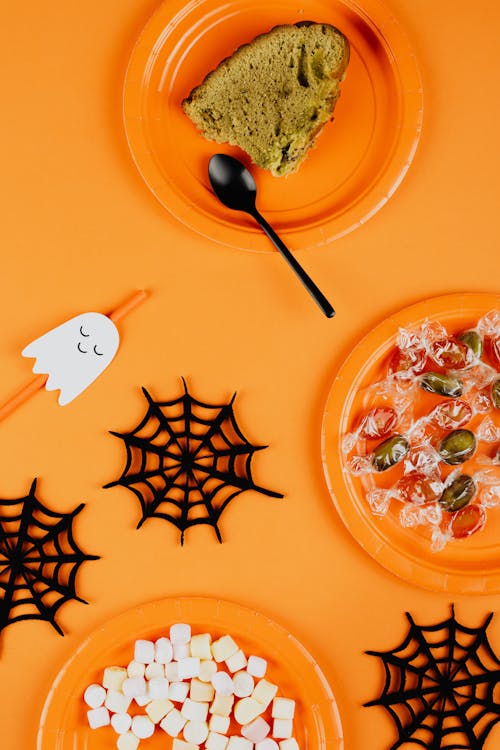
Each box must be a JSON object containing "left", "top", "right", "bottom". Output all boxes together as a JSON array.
[{"left": 208, "top": 154, "right": 257, "bottom": 212}]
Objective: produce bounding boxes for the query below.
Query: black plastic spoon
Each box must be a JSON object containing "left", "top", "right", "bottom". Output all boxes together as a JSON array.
[{"left": 208, "top": 154, "right": 335, "bottom": 318}]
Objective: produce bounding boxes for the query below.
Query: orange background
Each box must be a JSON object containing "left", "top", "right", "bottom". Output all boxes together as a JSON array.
[{"left": 0, "top": 0, "right": 499, "bottom": 749}]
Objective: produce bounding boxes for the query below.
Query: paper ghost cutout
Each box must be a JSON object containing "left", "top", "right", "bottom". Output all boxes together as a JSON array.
[{"left": 22, "top": 312, "right": 120, "bottom": 405}]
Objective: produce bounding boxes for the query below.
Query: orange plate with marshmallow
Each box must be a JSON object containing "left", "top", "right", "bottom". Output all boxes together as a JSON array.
[
  {"left": 37, "top": 597, "right": 342, "bottom": 750},
  {"left": 322, "top": 293, "right": 500, "bottom": 596},
  {"left": 123, "top": 0, "right": 422, "bottom": 251}
]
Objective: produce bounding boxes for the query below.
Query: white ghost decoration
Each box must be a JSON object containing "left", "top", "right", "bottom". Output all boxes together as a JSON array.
[{"left": 22, "top": 312, "right": 120, "bottom": 405}]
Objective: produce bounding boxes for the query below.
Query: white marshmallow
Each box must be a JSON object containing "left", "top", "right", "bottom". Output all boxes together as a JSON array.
[
  {"left": 210, "top": 695, "right": 234, "bottom": 717},
  {"left": 199, "top": 660, "right": 218, "bottom": 683},
  {"left": 146, "top": 698, "right": 175, "bottom": 723},
  {"left": 127, "top": 661, "right": 145, "bottom": 678},
  {"left": 174, "top": 642, "right": 190, "bottom": 661},
  {"left": 253, "top": 680, "right": 278, "bottom": 708},
  {"left": 134, "top": 692, "right": 152, "bottom": 707},
  {"left": 166, "top": 662, "right": 181, "bottom": 681},
  {"left": 206, "top": 731, "right": 229, "bottom": 750},
  {"left": 209, "top": 714, "right": 230, "bottom": 734},
  {"left": 234, "top": 697, "right": 264, "bottom": 725},
  {"left": 122, "top": 677, "right": 146, "bottom": 698},
  {"left": 211, "top": 672, "right": 234, "bottom": 696},
  {"left": 272, "top": 698, "right": 295, "bottom": 720},
  {"left": 105, "top": 690, "right": 132, "bottom": 714},
  {"left": 145, "top": 662, "right": 165, "bottom": 679},
  {"left": 227, "top": 737, "right": 253, "bottom": 750},
  {"left": 160, "top": 707, "right": 187, "bottom": 736},
  {"left": 190, "top": 633, "right": 212, "bottom": 660},
  {"left": 173, "top": 740, "right": 200, "bottom": 750},
  {"left": 182, "top": 698, "right": 209, "bottom": 722},
  {"left": 242, "top": 717, "right": 271, "bottom": 743},
  {"left": 257, "top": 740, "right": 280, "bottom": 750},
  {"left": 87, "top": 706, "right": 110, "bottom": 729},
  {"left": 111, "top": 713, "right": 132, "bottom": 734},
  {"left": 131, "top": 715, "right": 155, "bottom": 739},
  {"left": 103, "top": 667, "right": 127, "bottom": 692},
  {"left": 190, "top": 678, "right": 215, "bottom": 702},
  {"left": 134, "top": 639, "right": 155, "bottom": 664},
  {"left": 212, "top": 636, "right": 239, "bottom": 663},
  {"left": 233, "top": 671, "right": 254, "bottom": 698},
  {"left": 170, "top": 623, "right": 191, "bottom": 644},
  {"left": 272, "top": 720, "right": 293, "bottom": 739},
  {"left": 84, "top": 684, "right": 106, "bottom": 709},
  {"left": 184, "top": 720, "right": 209, "bottom": 745},
  {"left": 169, "top": 681, "right": 190, "bottom": 703},
  {"left": 225, "top": 650, "right": 247, "bottom": 674},
  {"left": 155, "top": 636, "right": 174, "bottom": 664},
  {"left": 117, "top": 732, "right": 139, "bottom": 750},
  {"left": 279, "top": 740, "right": 299, "bottom": 750},
  {"left": 148, "top": 677, "right": 170, "bottom": 700},
  {"left": 247, "top": 656, "right": 267, "bottom": 679},
  {"left": 178, "top": 657, "right": 201, "bottom": 680}
]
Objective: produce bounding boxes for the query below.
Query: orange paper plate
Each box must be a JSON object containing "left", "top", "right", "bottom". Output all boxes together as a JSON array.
[
  {"left": 123, "top": 0, "right": 423, "bottom": 251},
  {"left": 322, "top": 292, "right": 500, "bottom": 595},
  {"left": 37, "top": 597, "right": 343, "bottom": 749}
]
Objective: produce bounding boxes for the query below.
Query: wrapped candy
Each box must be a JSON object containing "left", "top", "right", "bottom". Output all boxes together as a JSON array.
[
  {"left": 477, "top": 309, "right": 500, "bottom": 338},
  {"left": 397, "top": 471, "right": 442, "bottom": 503},
  {"left": 427, "top": 337, "right": 473, "bottom": 370},
  {"left": 468, "top": 390, "right": 494, "bottom": 414},
  {"left": 389, "top": 346, "right": 427, "bottom": 378},
  {"left": 428, "top": 399, "right": 473, "bottom": 429},
  {"left": 448, "top": 504, "right": 486, "bottom": 541},
  {"left": 459, "top": 363, "right": 497, "bottom": 392},
  {"left": 476, "top": 416, "right": 500, "bottom": 443},
  {"left": 404, "top": 441, "right": 441, "bottom": 472},
  {"left": 342, "top": 406, "right": 398, "bottom": 454},
  {"left": 489, "top": 339, "right": 500, "bottom": 367},
  {"left": 366, "top": 488, "right": 393, "bottom": 517},
  {"left": 400, "top": 501, "right": 443, "bottom": 531},
  {"left": 346, "top": 435, "right": 410, "bottom": 476}
]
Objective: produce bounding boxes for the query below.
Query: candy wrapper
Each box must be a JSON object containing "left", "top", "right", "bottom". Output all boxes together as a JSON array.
[{"left": 343, "top": 310, "right": 500, "bottom": 550}]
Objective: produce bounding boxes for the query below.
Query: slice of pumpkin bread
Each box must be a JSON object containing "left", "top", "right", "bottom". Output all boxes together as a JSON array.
[{"left": 182, "top": 22, "right": 349, "bottom": 176}]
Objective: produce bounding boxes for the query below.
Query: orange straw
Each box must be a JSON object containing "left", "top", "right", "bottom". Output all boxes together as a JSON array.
[
  {"left": 0, "top": 290, "right": 148, "bottom": 422},
  {"left": 0, "top": 374, "right": 49, "bottom": 422},
  {"left": 108, "top": 289, "right": 148, "bottom": 323}
]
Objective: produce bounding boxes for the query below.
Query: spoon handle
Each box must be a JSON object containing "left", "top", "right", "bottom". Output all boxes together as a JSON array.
[{"left": 252, "top": 210, "right": 335, "bottom": 318}]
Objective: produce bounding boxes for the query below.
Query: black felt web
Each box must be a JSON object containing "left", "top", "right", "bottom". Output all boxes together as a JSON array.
[
  {"left": 365, "top": 607, "right": 500, "bottom": 750},
  {"left": 105, "top": 381, "right": 283, "bottom": 543},
  {"left": 0, "top": 479, "right": 98, "bottom": 636}
]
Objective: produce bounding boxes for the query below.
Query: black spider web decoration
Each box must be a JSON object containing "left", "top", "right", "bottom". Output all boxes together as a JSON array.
[
  {"left": 0, "top": 479, "right": 98, "bottom": 636},
  {"left": 365, "top": 607, "right": 500, "bottom": 750},
  {"left": 104, "top": 381, "right": 283, "bottom": 544}
]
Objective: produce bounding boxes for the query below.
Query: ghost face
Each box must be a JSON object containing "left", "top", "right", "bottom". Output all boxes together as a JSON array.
[{"left": 22, "top": 312, "right": 120, "bottom": 405}]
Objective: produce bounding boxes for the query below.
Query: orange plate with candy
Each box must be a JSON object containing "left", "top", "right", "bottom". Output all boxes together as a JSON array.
[
  {"left": 123, "top": 0, "right": 422, "bottom": 251},
  {"left": 322, "top": 293, "right": 500, "bottom": 595},
  {"left": 37, "top": 597, "right": 343, "bottom": 750}
]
